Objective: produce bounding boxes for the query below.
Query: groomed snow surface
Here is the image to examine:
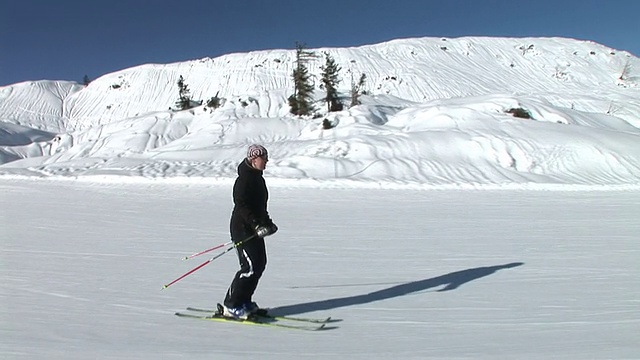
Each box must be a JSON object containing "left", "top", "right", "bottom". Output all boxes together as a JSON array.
[{"left": 2, "top": 180, "right": 639, "bottom": 359}]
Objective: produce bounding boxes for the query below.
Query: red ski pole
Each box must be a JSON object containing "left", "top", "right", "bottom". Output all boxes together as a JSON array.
[
  {"left": 162, "top": 234, "right": 256, "bottom": 290},
  {"left": 182, "top": 240, "right": 233, "bottom": 260}
]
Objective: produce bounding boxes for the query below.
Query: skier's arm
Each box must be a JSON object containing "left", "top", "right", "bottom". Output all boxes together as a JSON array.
[{"left": 233, "top": 176, "right": 259, "bottom": 227}]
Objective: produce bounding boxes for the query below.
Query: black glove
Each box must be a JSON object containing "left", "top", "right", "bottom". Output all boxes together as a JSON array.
[
  {"left": 254, "top": 225, "right": 271, "bottom": 238},
  {"left": 254, "top": 222, "right": 278, "bottom": 238}
]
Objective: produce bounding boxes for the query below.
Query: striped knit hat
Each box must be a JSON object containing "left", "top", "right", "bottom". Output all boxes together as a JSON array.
[{"left": 246, "top": 144, "right": 268, "bottom": 160}]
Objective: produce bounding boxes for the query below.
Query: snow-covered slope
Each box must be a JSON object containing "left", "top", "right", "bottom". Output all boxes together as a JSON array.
[{"left": 1, "top": 36, "right": 639, "bottom": 187}]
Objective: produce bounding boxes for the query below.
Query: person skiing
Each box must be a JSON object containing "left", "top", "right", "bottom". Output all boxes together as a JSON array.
[{"left": 222, "top": 144, "right": 278, "bottom": 319}]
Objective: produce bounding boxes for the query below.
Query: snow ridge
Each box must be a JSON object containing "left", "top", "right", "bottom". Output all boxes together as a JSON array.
[{"left": 0, "top": 36, "right": 639, "bottom": 188}]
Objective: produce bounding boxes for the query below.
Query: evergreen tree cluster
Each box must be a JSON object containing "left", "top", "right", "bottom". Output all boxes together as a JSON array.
[
  {"left": 169, "top": 44, "right": 368, "bottom": 118},
  {"left": 289, "top": 43, "right": 366, "bottom": 117}
]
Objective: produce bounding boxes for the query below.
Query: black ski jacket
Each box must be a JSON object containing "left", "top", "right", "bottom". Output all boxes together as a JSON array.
[{"left": 229, "top": 159, "right": 272, "bottom": 240}]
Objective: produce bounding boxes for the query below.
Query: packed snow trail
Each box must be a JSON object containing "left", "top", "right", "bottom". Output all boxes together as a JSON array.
[{"left": 1, "top": 179, "right": 639, "bottom": 359}]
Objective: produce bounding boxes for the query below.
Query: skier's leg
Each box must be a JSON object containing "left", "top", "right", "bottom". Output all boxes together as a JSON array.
[{"left": 223, "top": 238, "right": 267, "bottom": 307}]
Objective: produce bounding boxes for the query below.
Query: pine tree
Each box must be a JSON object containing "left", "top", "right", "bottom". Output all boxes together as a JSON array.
[
  {"left": 320, "top": 52, "right": 342, "bottom": 112},
  {"left": 175, "top": 75, "right": 192, "bottom": 110},
  {"left": 289, "top": 42, "right": 316, "bottom": 116},
  {"left": 350, "top": 73, "right": 367, "bottom": 107}
]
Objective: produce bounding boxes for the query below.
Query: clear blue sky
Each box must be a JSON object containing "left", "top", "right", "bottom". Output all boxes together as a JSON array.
[{"left": 1, "top": 0, "right": 638, "bottom": 86}]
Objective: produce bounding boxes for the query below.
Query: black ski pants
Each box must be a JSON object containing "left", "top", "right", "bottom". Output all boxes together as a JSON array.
[{"left": 223, "top": 236, "right": 267, "bottom": 308}]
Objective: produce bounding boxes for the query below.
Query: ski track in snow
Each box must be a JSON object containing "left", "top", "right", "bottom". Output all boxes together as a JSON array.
[{"left": 1, "top": 179, "right": 639, "bottom": 359}]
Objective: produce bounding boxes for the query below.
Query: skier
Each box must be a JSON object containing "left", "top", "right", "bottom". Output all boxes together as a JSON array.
[{"left": 222, "top": 144, "right": 278, "bottom": 319}]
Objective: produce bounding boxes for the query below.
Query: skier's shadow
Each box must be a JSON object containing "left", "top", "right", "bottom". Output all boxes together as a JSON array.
[{"left": 269, "top": 262, "right": 524, "bottom": 316}]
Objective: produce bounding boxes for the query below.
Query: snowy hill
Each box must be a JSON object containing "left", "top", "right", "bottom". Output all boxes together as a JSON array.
[{"left": 1, "top": 36, "right": 639, "bottom": 188}]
